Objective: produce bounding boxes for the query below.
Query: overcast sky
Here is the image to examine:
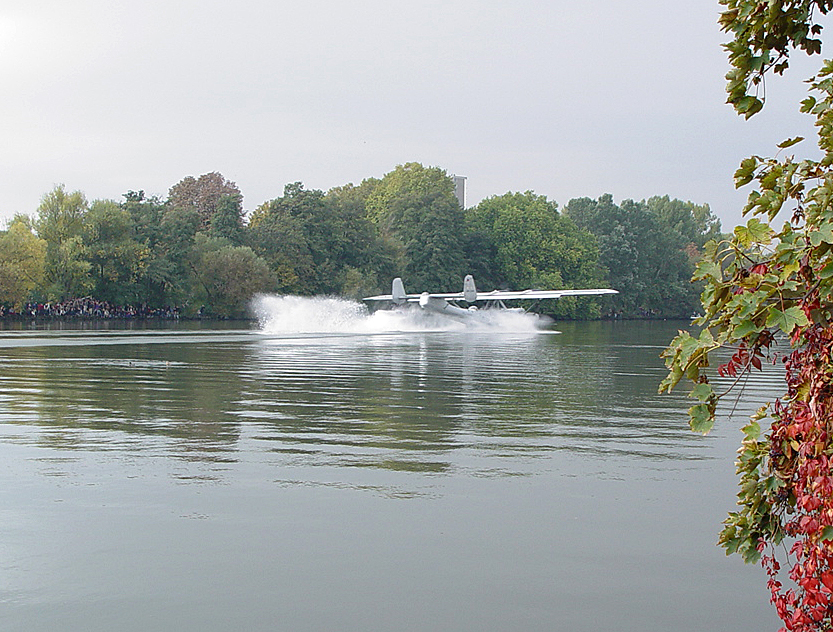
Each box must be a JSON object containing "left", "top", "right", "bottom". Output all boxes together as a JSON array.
[{"left": 1, "top": 0, "right": 829, "bottom": 229}]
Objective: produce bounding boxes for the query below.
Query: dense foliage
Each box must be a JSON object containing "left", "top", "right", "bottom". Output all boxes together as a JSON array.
[
  {"left": 661, "top": 2, "right": 833, "bottom": 630},
  {"left": 0, "top": 166, "right": 715, "bottom": 319},
  {"left": 467, "top": 191, "right": 607, "bottom": 318},
  {"left": 565, "top": 195, "right": 720, "bottom": 318}
]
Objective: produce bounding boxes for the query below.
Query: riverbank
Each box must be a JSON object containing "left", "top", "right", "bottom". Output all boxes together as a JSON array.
[
  {"left": 1, "top": 297, "right": 677, "bottom": 327},
  {"left": 1, "top": 298, "right": 183, "bottom": 321}
]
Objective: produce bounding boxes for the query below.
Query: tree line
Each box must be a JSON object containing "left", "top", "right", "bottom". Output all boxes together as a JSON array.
[{"left": 0, "top": 162, "right": 721, "bottom": 319}]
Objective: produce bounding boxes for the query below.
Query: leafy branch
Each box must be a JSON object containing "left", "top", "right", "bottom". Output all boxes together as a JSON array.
[{"left": 662, "top": 3, "right": 833, "bottom": 628}]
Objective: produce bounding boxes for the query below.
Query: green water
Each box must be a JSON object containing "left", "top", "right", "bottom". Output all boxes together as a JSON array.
[{"left": 0, "top": 319, "right": 780, "bottom": 631}]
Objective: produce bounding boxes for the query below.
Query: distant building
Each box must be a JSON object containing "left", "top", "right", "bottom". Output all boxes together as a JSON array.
[{"left": 451, "top": 175, "right": 466, "bottom": 208}]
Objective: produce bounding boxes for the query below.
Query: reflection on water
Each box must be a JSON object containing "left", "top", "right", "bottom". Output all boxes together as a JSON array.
[
  {"left": 0, "top": 318, "right": 785, "bottom": 632},
  {"left": 0, "top": 322, "right": 710, "bottom": 479}
]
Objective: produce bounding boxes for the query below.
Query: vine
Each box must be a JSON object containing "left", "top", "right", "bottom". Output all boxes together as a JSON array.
[
  {"left": 662, "top": 3, "right": 833, "bottom": 629},
  {"left": 759, "top": 325, "right": 833, "bottom": 629}
]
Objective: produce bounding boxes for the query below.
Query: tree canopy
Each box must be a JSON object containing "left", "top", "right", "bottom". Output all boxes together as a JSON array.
[
  {"left": 36, "top": 185, "right": 91, "bottom": 301},
  {"left": 366, "top": 162, "right": 467, "bottom": 292},
  {"left": 1, "top": 165, "right": 712, "bottom": 321},
  {"left": 467, "top": 191, "right": 607, "bottom": 318},
  {"left": 565, "top": 194, "right": 718, "bottom": 318},
  {"left": 168, "top": 172, "right": 241, "bottom": 229},
  {"left": 0, "top": 216, "right": 45, "bottom": 307}
]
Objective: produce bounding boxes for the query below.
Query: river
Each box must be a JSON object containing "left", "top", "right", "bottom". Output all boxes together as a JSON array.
[{"left": 0, "top": 300, "right": 782, "bottom": 631}]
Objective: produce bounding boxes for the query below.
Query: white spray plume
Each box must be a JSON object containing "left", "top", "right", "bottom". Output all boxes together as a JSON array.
[{"left": 252, "top": 294, "right": 548, "bottom": 334}]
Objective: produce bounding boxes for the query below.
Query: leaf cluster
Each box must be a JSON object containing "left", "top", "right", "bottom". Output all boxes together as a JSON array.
[
  {"left": 718, "top": 409, "right": 786, "bottom": 564},
  {"left": 664, "top": 6, "right": 833, "bottom": 629},
  {"left": 660, "top": 61, "right": 833, "bottom": 435},
  {"left": 720, "top": 0, "right": 832, "bottom": 117}
]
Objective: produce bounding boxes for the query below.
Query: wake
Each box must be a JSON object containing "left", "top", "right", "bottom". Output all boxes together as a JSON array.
[{"left": 252, "top": 295, "right": 547, "bottom": 334}]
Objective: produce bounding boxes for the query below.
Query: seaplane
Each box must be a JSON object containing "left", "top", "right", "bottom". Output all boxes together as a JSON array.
[{"left": 363, "top": 275, "right": 617, "bottom": 324}]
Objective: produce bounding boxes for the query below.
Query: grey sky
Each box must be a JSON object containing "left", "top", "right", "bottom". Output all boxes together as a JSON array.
[{"left": 0, "top": 0, "right": 827, "bottom": 229}]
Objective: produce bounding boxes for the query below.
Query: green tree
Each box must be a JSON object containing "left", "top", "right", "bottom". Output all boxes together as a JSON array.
[
  {"left": 82, "top": 200, "right": 147, "bottom": 304},
  {"left": 156, "top": 205, "right": 201, "bottom": 306},
  {"left": 248, "top": 181, "right": 396, "bottom": 297},
  {"left": 248, "top": 202, "right": 314, "bottom": 294},
  {"left": 209, "top": 194, "right": 245, "bottom": 245},
  {"left": 644, "top": 195, "right": 722, "bottom": 251},
  {"left": 190, "top": 234, "right": 276, "bottom": 318},
  {"left": 248, "top": 183, "right": 329, "bottom": 294},
  {"left": 467, "top": 191, "right": 605, "bottom": 317},
  {"left": 469, "top": 191, "right": 601, "bottom": 287},
  {"left": 121, "top": 191, "right": 173, "bottom": 306},
  {"left": 324, "top": 179, "right": 398, "bottom": 297},
  {"left": 36, "top": 185, "right": 91, "bottom": 300},
  {"left": 123, "top": 190, "right": 166, "bottom": 249},
  {"left": 661, "top": 2, "right": 833, "bottom": 629},
  {"left": 565, "top": 195, "right": 702, "bottom": 317},
  {"left": 366, "top": 163, "right": 466, "bottom": 292},
  {"left": 0, "top": 215, "right": 46, "bottom": 307}
]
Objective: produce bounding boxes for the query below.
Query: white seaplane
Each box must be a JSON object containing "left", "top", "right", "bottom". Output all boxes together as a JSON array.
[{"left": 363, "top": 275, "right": 617, "bottom": 324}]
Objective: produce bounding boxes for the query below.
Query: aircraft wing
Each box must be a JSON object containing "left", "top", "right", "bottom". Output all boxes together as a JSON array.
[
  {"left": 363, "top": 277, "right": 618, "bottom": 304},
  {"left": 363, "top": 292, "right": 422, "bottom": 302},
  {"left": 472, "top": 288, "right": 619, "bottom": 301},
  {"left": 363, "top": 292, "right": 463, "bottom": 303},
  {"left": 364, "top": 288, "right": 618, "bottom": 302}
]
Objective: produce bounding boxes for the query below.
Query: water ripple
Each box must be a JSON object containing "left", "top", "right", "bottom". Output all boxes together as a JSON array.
[{"left": 0, "top": 321, "right": 788, "bottom": 480}]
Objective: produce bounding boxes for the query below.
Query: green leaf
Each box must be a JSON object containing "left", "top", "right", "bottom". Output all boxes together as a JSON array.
[
  {"left": 733, "top": 319, "right": 761, "bottom": 338},
  {"left": 810, "top": 224, "right": 833, "bottom": 246},
  {"left": 693, "top": 260, "right": 722, "bottom": 282},
  {"left": 734, "top": 157, "right": 758, "bottom": 187},
  {"left": 760, "top": 166, "right": 781, "bottom": 189},
  {"left": 723, "top": 536, "right": 741, "bottom": 556},
  {"left": 746, "top": 218, "right": 773, "bottom": 243},
  {"left": 689, "top": 403, "right": 715, "bottom": 434},
  {"left": 740, "top": 542, "right": 762, "bottom": 564},
  {"left": 820, "top": 526, "right": 833, "bottom": 542},
  {"left": 765, "top": 305, "right": 810, "bottom": 334},
  {"left": 765, "top": 476, "right": 784, "bottom": 493},
  {"left": 779, "top": 260, "right": 800, "bottom": 282},
  {"left": 677, "top": 331, "right": 701, "bottom": 365},
  {"left": 741, "top": 420, "right": 761, "bottom": 441},
  {"left": 820, "top": 261, "right": 833, "bottom": 279},
  {"left": 659, "top": 364, "right": 684, "bottom": 393},
  {"left": 691, "top": 383, "right": 714, "bottom": 402},
  {"left": 736, "top": 96, "right": 764, "bottom": 119},
  {"left": 734, "top": 218, "right": 773, "bottom": 247},
  {"left": 801, "top": 96, "right": 817, "bottom": 113},
  {"left": 698, "top": 327, "right": 716, "bottom": 346},
  {"left": 777, "top": 136, "right": 804, "bottom": 149}
]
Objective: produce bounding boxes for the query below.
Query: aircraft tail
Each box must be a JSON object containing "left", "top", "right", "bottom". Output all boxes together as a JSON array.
[
  {"left": 463, "top": 275, "right": 477, "bottom": 302},
  {"left": 392, "top": 278, "right": 407, "bottom": 305}
]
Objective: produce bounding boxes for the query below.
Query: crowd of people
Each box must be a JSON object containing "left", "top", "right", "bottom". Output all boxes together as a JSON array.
[{"left": 0, "top": 297, "right": 181, "bottom": 320}]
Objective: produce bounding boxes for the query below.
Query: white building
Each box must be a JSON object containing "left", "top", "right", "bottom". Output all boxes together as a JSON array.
[{"left": 451, "top": 175, "right": 466, "bottom": 208}]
